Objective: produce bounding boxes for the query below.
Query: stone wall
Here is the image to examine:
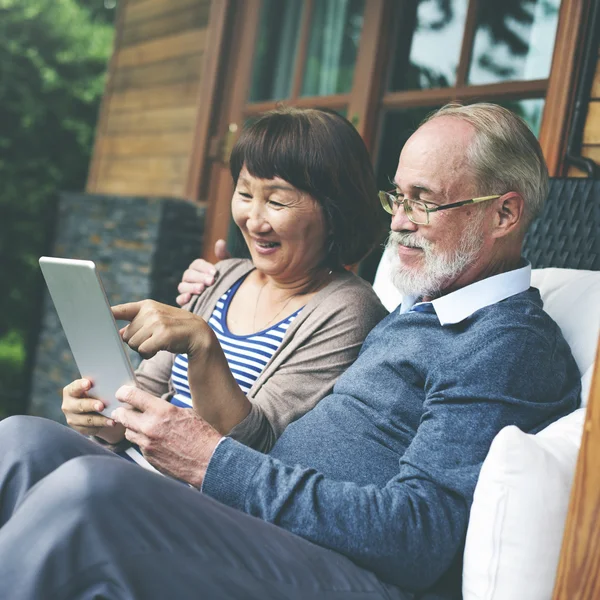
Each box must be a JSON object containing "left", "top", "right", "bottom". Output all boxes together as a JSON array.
[{"left": 29, "top": 192, "right": 205, "bottom": 422}]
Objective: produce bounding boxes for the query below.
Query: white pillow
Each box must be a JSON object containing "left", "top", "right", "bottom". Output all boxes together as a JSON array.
[
  {"left": 531, "top": 268, "right": 600, "bottom": 404},
  {"left": 372, "top": 247, "right": 402, "bottom": 312},
  {"left": 462, "top": 408, "right": 586, "bottom": 600}
]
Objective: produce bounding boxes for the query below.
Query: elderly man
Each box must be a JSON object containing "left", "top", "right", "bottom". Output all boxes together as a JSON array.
[{"left": 0, "top": 104, "right": 580, "bottom": 600}]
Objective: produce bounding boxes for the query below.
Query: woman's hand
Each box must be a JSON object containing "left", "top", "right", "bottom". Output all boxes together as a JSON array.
[
  {"left": 112, "top": 300, "right": 211, "bottom": 360},
  {"left": 62, "top": 378, "right": 124, "bottom": 443},
  {"left": 176, "top": 239, "right": 230, "bottom": 306}
]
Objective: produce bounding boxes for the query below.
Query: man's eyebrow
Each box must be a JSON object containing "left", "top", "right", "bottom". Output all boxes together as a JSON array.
[{"left": 392, "top": 180, "right": 434, "bottom": 195}]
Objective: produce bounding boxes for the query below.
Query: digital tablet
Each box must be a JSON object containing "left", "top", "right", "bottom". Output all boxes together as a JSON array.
[{"left": 39, "top": 257, "right": 137, "bottom": 417}]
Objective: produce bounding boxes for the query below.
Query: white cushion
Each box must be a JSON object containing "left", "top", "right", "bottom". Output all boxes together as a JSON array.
[
  {"left": 531, "top": 268, "right": 600, "bottom": 405},
  {"left": 372, "top": 247, "right": 402, "bottom": 312},
  {"left": 462, "top": 408, "right": 585, "bottom": 600}
]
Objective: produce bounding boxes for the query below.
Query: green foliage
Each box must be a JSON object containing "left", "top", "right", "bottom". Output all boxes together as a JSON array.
[{"left": 0, "top": 0, "right": 113, "bottom": 415}]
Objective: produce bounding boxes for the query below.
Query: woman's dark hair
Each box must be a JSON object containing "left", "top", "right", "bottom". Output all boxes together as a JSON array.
[{"left": 229, "top": 107, "right": 382, "bottom": 268}]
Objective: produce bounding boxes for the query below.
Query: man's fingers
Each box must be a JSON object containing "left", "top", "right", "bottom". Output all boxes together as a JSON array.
[
  {"left": 123, "top": 427, "right": 151, "bottom": 449},
  {"left": 177, "top": 281, "right": 207, "bottom": 295},
  {"left": 111, "top": 301, "right": 144, "bottom": 322},
  {"left": 214, "top": 239, "right": 230, "bottom": 260},
  {"left": 182, "top": 267, "right": 215, "bottom": 286},
  {"left": 114, "top": 385, "right": 158, "bottom": 414},
  {"left": 176, "top": 292, "right": 192, "bottom": 307},
  {"left": 111, "top": 405, "right": 143, "bottom": 432}
]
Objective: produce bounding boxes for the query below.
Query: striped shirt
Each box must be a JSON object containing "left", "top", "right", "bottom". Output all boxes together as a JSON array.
[{"left": 171, "top": 276, "right": 302, "bottom": 408}]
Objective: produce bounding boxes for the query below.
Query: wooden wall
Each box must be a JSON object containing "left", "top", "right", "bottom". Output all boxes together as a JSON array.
[
  {"left": 570, "top": 51, "right": 600, "bottom": 176},
  {"left": 86, "top": 0, "right": 213, "bottom": 199}
]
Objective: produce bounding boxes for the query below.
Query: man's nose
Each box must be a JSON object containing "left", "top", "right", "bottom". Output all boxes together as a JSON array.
[{"left": 390, "top": 203, "right": 418, "bottom": 232}]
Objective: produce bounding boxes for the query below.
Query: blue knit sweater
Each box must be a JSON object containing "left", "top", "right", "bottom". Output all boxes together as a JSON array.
[{"left": 202, "top": 287, "right": 581, "bottom": 598}]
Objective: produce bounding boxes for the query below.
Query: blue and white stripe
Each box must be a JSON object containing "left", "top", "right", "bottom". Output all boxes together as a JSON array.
[{"left": 170, "top": 277, "right": 301, "bottom": 408}]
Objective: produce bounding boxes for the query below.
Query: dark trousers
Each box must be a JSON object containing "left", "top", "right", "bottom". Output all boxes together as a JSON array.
[{"left": 0, "top": 416, "right": 410, "bottom": 600}]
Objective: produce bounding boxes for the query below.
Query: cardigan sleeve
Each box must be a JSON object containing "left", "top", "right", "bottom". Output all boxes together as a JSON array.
[{"left": 227, "top": 277, "right": 388, "bottom": 452}]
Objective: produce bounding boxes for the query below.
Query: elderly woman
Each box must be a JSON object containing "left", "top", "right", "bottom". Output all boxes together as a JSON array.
[{"left": 61, "top": 107, "right": 387, "bottom": 461}]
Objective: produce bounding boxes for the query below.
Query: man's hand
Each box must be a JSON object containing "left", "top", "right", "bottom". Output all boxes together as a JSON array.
[
  {"left": 176, "top": 239, "right": 230, "bottom": 306},
  {"left": 112, "top": 300, "right": 211, "bottom": 359},
  {"left": 112, "top": 385, "right": 222, "bottom": 487}
]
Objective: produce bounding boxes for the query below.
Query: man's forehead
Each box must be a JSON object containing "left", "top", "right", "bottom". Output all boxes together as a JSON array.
[{"left": 394, "top": 118, "right": 475, "bottom": 191}]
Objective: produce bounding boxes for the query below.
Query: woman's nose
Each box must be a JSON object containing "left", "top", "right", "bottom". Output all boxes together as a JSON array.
[{"left": 247, "top": 203, "right": 270, "bottom": 232}]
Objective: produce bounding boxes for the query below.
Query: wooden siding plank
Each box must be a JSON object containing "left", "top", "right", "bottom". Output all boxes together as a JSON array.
[
  {"left": 94, "top": 132, "right": 194, "bottom": 158},
  {"left": 106, "top": 82, "right": 200, "bottom": 112},
  {"left": 566, "top": 145, "right": 600, "bottom": 176},
  {"left": 115, "top": 29, "right": 207, "bottom": 69},
  {"left": 93, "top": 177, "right": 186, "bottom": 198},
  {"left": 97, "top": 156, "right": 190, "bottom": 184},
  {"left": 104, "top": 106, "right": 197, "bottom": 135},
  {"left": 112, "top": 52, "right": 204, "bottom": 91},
  {"left": 581, "top": 144, "right": 600, "bottom": 161},
  {"left": 121, "top": 4, "right": 211, "bottom": 47},
  {"left": 582, "top": 101, "right": 600, "bottom": 144},
  {"left": 124, "top": 0, "right": 209, "bottom": 25},
  {"left": 592, "top": 58, "right": 600, "bottom": 98}
]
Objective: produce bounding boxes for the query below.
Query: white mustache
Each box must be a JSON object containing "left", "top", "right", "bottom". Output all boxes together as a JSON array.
[{"left": 386, "top": 231, "right": 431, "bottom": 251}]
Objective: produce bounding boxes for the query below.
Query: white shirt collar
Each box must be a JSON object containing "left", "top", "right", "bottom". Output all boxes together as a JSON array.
[{"left": 400, "top": 261, "right": 532, "bottom": 326}]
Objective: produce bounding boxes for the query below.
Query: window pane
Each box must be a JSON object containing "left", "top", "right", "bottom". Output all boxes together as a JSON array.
[
  {"left": 497, "top": 98, "right": 545, "bottom": 137},
  {"left": 468, "top": 0, "right": 561, "bottom": 85},
  {"left": 249, "top": 0, "right": 303, "bottom": 102},
  {"left": 390, "top": 0, "right": 469, "bottom": 91},
  {"left": 375, "top": 107, "right": 439, "bottom": 189},
  {"left": 301, "top": 0, "right": 365, "bottom": 97}
]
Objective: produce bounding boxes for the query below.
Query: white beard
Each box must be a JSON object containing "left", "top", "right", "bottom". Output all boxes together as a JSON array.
[{"left": 385, "top": 216, "right": 486, "bottom": 298}]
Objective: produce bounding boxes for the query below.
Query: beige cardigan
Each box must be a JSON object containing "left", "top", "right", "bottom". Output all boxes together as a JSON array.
[{"left": 135, "top": 259, "right": 388, "bottom": 452}]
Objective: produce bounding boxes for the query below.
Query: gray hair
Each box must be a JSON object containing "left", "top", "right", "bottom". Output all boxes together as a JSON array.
[{"left": 423, "top": 103, "right": 548, "bottom": 228}]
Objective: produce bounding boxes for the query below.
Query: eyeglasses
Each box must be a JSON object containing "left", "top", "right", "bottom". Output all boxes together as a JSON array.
[{"left": 378, "top": 190, "right": 502, "bottom": 225}]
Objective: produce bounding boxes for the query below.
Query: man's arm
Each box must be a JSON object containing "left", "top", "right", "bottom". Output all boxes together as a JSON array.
[
  {"left": 202, "top": 325, "right": 581, "bottom": 591},
  {"left": 203, "top": 437, "right": 466, "bottom": 591}
]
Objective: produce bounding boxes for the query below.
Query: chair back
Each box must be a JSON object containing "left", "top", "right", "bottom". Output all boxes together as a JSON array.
[{"left": 523, "top": 177, "right": 599, "bottom": 270}]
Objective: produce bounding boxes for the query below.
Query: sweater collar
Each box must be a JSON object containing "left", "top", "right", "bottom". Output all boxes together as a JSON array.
[{"left": 400, "top": 261, "right": 532, "bottom": 326}]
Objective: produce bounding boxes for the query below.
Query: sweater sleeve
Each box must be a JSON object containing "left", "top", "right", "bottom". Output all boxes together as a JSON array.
[
  {"left": 202, "top": 322, "right": 580, "bottom": 591},
  {"left": 226, "top": 279, "right": 388, "bottom": 452}
]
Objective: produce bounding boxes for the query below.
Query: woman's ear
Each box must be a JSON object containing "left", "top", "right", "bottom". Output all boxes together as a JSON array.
[{"left": 492, "top": 192, "right": 525, "bottom": 238}]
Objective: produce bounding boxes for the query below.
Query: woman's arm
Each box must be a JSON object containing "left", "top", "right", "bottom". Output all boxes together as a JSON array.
[{"left": 113, "top": 299, "right": 253, "bottom": 436}]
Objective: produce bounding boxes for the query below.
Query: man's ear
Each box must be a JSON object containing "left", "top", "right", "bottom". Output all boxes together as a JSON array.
[{"left": 492, "top": 192, "right": 524, "bottom": 238}]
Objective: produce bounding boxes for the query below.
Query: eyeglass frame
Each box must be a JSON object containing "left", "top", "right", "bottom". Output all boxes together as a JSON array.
[{"left": 378, "top": 189, "right": 502, "bottom": 225}]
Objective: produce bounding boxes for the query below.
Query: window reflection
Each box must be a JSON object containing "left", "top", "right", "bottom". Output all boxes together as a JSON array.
[
  {"left": 497, "top": 98, "right": 545, "bottom": 137},
  {"left": 249, "top": 0, "right": 303, "bottom": 102},
  {"left": 301, "top": 0, "right": 365, "bottom": 97},
  {"left": 389, "top": 0, "right": 468, "bottom": 91},
  {"left": 468, "top": 0, "right": 561, "bottom": 85}
]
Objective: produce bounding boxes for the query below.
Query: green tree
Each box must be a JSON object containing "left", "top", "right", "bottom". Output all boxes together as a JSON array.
[{"left": 0, "top": 0, "right": 113, "bottom": 417}]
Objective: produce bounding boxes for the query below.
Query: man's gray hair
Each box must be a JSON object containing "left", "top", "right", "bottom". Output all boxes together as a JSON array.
[{"left": 423, "top": 103, "right": 548, "bottom": 227}]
